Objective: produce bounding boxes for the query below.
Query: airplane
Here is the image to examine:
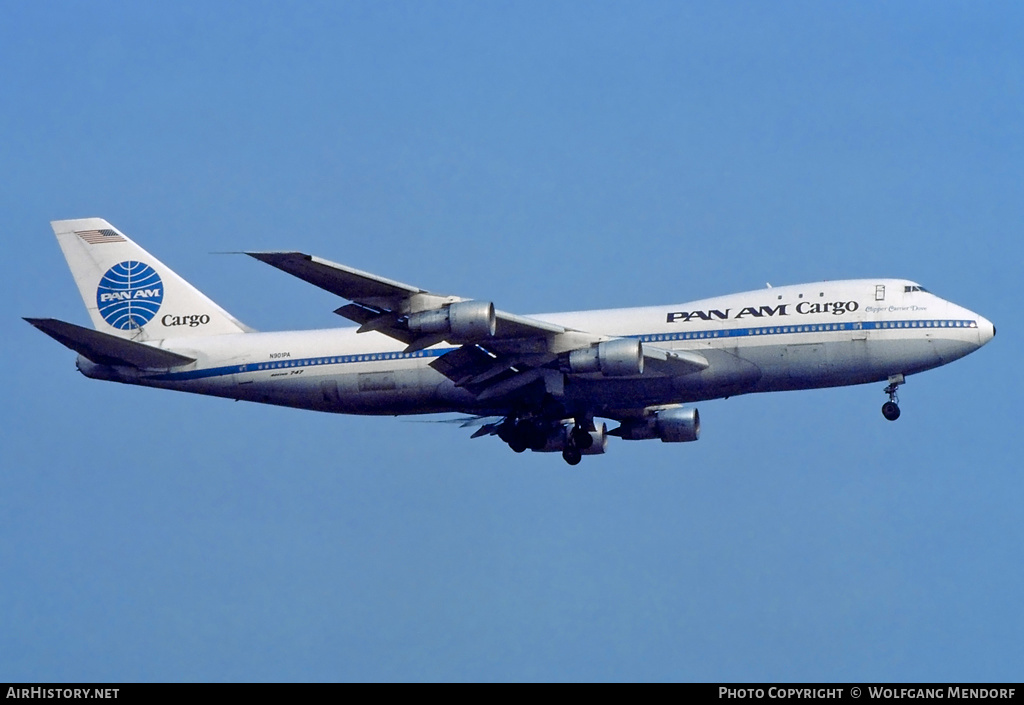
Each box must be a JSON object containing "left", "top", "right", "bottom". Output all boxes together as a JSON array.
[{"left": 26, "top": 218, "right": 996, "bottom": 465}]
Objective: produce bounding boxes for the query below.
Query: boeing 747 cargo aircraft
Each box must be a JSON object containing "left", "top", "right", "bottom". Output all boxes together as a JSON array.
[{"left": 26, "top": 218, "right": 995, "bottom": 464}]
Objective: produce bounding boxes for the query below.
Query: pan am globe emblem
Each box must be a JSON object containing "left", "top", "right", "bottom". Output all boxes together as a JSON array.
[{"left": 96, "top": 261, "right": 164, "bottom": 330}]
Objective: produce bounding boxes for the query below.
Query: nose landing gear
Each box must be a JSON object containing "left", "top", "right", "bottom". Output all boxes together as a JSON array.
[
  {"left": 882, "top": 374, "right": 905, "bottom": 421},
  {"left": 882, "top": 400, "right": 901, "bottom": 421}
]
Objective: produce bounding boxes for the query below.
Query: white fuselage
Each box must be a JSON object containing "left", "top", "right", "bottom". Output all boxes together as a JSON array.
[{"left": 80, "top": 279, "right": 995, "bottom": 419}]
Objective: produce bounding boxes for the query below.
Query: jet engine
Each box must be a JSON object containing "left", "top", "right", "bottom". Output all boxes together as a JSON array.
[
  {"left": 567, "top": 338, "right": 644, "bottom": 377},
  {"left": 407, "top": 300, "right": 496, "bottom": 340},
  {"left": 612, "top": 406, "right": 701, "bottom": 443}
]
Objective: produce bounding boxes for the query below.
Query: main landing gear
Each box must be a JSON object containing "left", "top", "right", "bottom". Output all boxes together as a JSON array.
[
  {"left": 496, "top": 414, "right": 595, "bottom": 465},
  {"left": 569, "top": 423, "right": 594, "bottom": 450},
  {"left": 498, "top": 414, "right": 561, "bottom": 455},
  {"left": 561, "top": 420, "right": 597, "bottom": 466},
  {"left": 882, "top": 374, "right": 905, "bottom": 421}
]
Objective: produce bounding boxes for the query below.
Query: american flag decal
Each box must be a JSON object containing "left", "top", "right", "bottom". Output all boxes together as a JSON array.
[{"left": 76, "top": 229, "right": 126, "bottom": 244}]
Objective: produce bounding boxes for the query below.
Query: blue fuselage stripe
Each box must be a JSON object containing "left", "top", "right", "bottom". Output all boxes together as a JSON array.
[{"left": 148, "top": 318, "right": 978, "bottom": 382}]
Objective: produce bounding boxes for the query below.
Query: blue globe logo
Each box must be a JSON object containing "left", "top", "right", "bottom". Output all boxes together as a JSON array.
[{"left": 96, "top": 261, "right": 164, "bottom": 330}]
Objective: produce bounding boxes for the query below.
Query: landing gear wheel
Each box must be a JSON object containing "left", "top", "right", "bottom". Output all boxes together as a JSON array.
[
  {"left": 508, "top": 439, "right": 528, "bottom": 453},
  {"left": 562, "top": 446, "right": 582, "bottom": 466},
  {"left": 570, "top": 425, "right": 593, "bottom": 450},
  {"left": 881, "top": 401, "right": 901, "bottom": 421}
]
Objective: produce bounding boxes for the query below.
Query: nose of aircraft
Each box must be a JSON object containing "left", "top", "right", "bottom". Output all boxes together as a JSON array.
[{"left": 977, "top": 315, "right": 996, "bottom": 346}]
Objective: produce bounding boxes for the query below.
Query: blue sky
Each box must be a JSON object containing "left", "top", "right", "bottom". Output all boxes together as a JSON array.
[{"left": 2, "top": 1, "right": 1021, "bottom": 682}]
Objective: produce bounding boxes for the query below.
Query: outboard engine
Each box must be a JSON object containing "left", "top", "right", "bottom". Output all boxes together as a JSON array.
[
  {"left": 407, "top": 300, "right": 496, "bottom": 341},
  {"left": 611, "top": 406, "right": 701, "bottom": 443}
]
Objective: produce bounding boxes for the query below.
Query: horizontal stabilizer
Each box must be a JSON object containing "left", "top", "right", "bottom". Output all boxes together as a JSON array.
[{"left": 24, "top": 318, "right": 195, "bottom": 369}]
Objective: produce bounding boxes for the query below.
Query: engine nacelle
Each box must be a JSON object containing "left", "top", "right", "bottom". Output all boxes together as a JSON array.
[
  {"left": 656, "top": 407, "right": 701, "bottom": 442},
  {"left": 407, "top": 300, "right": 496, "bottom": 340},
  {"left": 567, "top": 338, "right": 644, "bottom": 377},
  {"left": 614, "top": 407, "right": 701, "bottom": 443}
]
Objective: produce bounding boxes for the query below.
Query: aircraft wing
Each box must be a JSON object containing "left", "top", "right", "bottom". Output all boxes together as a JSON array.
[
  {"left": 247, "top": 251, "right": 569, "bottom": 347},
  {"left": 245, "top": 252, "right": 425, "bottom": 306},
  {"left": 248, "top": 250, "right": 707, "bottom": 401}
]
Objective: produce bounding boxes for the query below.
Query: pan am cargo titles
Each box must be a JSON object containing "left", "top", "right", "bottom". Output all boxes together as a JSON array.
[{"left": 666, "top": 301, "right": 859, "bottom": 324}]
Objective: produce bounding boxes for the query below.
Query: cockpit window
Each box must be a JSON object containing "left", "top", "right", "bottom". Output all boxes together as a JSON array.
[{"left": 904, "top": 285, "right": 929, "bottom": 293}]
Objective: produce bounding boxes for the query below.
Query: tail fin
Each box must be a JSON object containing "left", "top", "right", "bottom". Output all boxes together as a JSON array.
[{"left": 51, "top": 218, "right": 250, "bottom": 340}]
